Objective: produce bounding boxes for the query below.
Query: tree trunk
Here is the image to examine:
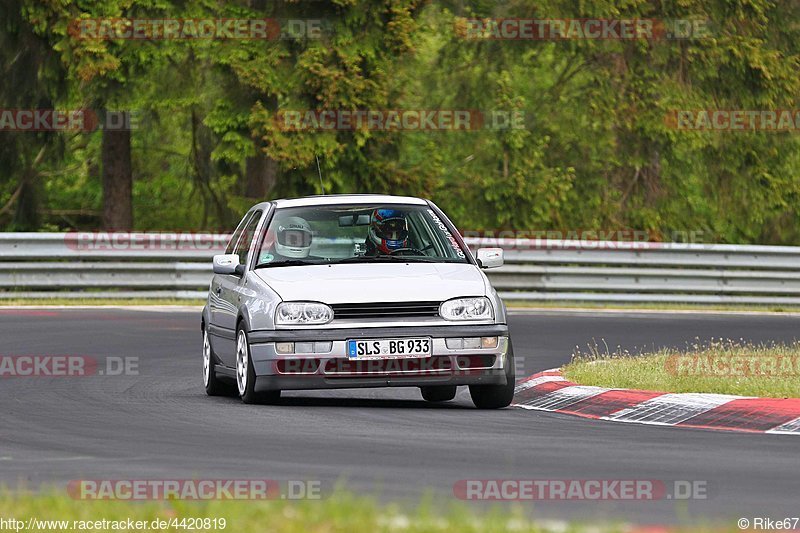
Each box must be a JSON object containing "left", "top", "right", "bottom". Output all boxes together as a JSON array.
[
  {"left": 244, "top": 150, "right": 278, "bottom": 199},
  {"left": 101, "top": 112, "right": 133, "bottom": 230},
  {"left": 13, "top": 175, "right": 41, "bottom": 230}
]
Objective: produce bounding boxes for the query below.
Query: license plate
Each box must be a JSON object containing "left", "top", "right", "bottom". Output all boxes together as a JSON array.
[{"left": 347, "top": 338, "right": 432, "bottom": 359}]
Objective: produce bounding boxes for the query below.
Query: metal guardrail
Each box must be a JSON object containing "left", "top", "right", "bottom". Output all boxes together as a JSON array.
[{"left": 2, "top": 233, "right": 800, "bottom": 304}]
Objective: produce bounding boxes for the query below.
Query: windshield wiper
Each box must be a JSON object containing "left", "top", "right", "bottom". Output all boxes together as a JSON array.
[{"left": 253, "top": 260, "right": 319, "bottom": 269}]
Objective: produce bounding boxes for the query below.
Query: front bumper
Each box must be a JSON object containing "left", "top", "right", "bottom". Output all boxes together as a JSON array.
[{"left": 247, "top": 324, "right": 510, "bottom": 392}]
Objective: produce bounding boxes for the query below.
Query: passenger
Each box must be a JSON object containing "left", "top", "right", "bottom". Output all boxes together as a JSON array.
[{"left": 262, "top": 216, "right": 313, "bottom": 263}]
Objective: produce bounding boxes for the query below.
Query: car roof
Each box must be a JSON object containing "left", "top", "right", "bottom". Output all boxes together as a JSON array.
[{"left": 271, "top": 194, "right": 429, "bottom": 209}]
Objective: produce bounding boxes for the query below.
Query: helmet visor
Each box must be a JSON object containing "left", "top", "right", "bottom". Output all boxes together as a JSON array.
[
  {"left": 278, "top": 228, "right": 312, "bottom": 248},
  {"left": 376, "top": 218, "right": 408, "bottom": 241}
]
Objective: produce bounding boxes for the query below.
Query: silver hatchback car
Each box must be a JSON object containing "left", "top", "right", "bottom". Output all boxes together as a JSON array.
[{"left": 201, "top": 194, "right": 514, "bottom": 408}]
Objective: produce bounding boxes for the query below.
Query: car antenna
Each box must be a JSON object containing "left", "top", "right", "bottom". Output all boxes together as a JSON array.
[{"left": 315, "top": 154, "right": 326, "bottom": 195}]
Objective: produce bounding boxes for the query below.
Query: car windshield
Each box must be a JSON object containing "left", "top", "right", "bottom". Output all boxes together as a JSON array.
[{"left": 254, "top": 204, "right": 469, "bottom": 268}]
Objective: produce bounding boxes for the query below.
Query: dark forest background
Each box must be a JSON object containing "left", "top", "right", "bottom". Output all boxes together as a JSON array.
[{"left": 2, "top": 0, "right": 799, "bottom": 244}]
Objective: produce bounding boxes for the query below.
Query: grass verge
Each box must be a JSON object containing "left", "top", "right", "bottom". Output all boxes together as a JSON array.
[
  {"left": 0, "top": 488, "right": 736, "bottom": 533},
  {"left": 563, "top": 339, "right": 800, "bottom": 398}
]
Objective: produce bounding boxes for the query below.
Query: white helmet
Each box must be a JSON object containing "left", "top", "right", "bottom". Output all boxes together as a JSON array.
[{"left": 275, "top": 216, "right": 313, "bottom": 258}]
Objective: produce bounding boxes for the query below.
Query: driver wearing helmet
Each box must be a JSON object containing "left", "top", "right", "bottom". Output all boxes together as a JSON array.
[
  {"left": 273, "top": 216, "right": 313, "bottom": 259},
  {"left": 366, "top": 209, "right": 409, "bottom": 255}
]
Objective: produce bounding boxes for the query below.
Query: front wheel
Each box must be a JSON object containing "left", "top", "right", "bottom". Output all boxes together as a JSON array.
[
  {"left": 236, "top": 328, "right": 281, "bottom": 405},
  {"left": 469, "top": 341, "right": 515, "bottom": 409},
  {"left": 203, "top": 329, "right": 234, "bottom": 396}
]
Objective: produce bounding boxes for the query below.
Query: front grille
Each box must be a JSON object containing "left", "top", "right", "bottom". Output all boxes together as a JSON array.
[
  {"left": 276, "top": 359, "right": 321, "bottom": 374},
  {"left": 332, "top": 301, "right": 441, "bottom": 320}
]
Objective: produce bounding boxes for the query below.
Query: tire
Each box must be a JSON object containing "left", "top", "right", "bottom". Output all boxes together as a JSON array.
[
  {"left": 420, "top": 385, "right": 457, "bottom": 402},
  {"left": 203, "top": 329, "right": 235, "bottom": 396},
  {"left": 236, "top": 327, "right": 281, "bottom": 405},
  {"left": 469, "top": 341, "right": 516, "bottom": 409}
]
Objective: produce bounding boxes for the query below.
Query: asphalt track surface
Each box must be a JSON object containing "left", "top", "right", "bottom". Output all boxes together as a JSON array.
[{"left": 1, "top": 307, "right": 799, "bottom": 525}]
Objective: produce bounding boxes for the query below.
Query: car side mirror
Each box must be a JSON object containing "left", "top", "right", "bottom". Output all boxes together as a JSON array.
[
  {"left": 476, "top": 248, "right": 503, "bottom": 269},
  {"left": 213, "top": 254, "right": 244, "bottom": 276}
]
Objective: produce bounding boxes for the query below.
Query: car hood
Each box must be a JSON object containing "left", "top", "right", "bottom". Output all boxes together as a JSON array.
[{"left": 253, "top": 262, "right": 487, "bottom": 304}]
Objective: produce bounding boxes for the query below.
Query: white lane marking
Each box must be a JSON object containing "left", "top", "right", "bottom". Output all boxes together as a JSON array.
[
  {"left": 766, "top": 415, "right": 800, "bottom": 435},
  {"left": 514, "top": 385, "right": 609, "bottom": 411},
  {"left": 513, "top": 370, "right": 800, "bottom": 435},
  {"left": 603, "top": 393, "right": 740, "bottom": 425}
]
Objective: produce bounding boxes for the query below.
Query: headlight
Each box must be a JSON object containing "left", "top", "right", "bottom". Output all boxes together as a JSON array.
[
  {"left": 275, "top": 302, "right": 333, "bottom": 325},
  {"left": 439, "top": 297, "right": 493, "bottom": 321}
]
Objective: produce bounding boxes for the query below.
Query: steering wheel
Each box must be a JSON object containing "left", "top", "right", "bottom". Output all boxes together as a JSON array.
[{"left": 389, "top": 247, "right": 427, "bottom": 256}]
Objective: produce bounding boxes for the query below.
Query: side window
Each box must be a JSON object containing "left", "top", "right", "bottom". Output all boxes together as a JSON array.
[
  {"left": 233, "top": 210, "right": 263, "bottom": 265},
  {"left": 225, "top": 212, "right": 254, "bottom": 254},
  {"left": 407, "top": 214, "right": 431, "bottom": 254}
]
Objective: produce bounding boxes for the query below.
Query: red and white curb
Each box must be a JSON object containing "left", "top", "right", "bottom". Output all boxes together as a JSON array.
[{"left": 513, "top": 369, "right": 800, "bottom": 435}]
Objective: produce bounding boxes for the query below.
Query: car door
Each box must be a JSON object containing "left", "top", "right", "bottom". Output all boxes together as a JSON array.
[
  {"left": 208, "top": 209, "right": 258, "bottom": 365},
  {"left": 209, "top": 211, "right": 252, "bottom": 330},
  {"left": 213, "top": 209, "right": 263, "bottom": 366}
]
